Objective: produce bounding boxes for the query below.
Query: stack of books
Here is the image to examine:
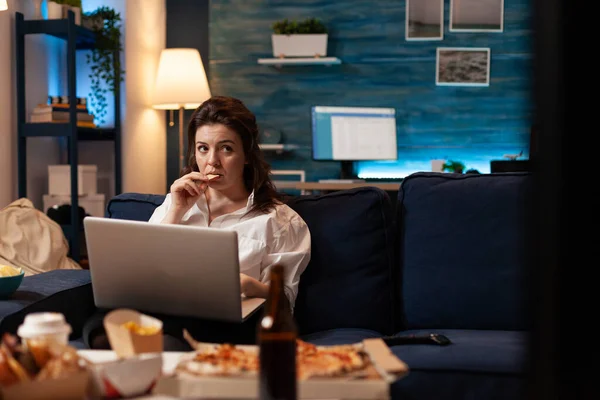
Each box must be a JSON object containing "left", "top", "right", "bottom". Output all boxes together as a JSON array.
[{"left": 30, "top": 102, "right": 96, "bottom": 128}]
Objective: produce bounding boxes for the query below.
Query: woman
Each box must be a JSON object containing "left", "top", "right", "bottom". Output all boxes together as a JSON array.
[
  {"left": 149, "top": 95, "right": 311, "bottom": 310},
  {"left": 84, "top": 96, "right": 310, "bottom": 349}
]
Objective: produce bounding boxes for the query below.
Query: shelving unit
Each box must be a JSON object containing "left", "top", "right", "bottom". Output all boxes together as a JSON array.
[
  {"left": 257, "top": 57, "right": 341, "bottom": 67},
  {"left": 15, "top": 10, "right": 122, "bottom": 264},
  {"left": 259, "top": 143, "right": 301, "bottom": 154}
]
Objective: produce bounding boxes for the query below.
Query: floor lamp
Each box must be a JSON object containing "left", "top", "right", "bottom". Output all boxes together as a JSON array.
[{"left": 152, "top": 48, "right": 211, "bottom": 172}]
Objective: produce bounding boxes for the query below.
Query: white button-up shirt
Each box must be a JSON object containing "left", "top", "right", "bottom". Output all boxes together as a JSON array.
[{"left": 148, "top": 192, "right": 311, "bottom": 309}]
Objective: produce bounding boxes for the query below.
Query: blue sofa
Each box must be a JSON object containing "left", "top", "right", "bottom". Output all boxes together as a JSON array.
[{"left": 0, "top": 171, "right": 530, "bottom": 400}]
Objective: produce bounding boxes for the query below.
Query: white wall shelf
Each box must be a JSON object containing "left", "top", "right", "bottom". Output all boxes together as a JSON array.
[
  {"left": 257, "top": 57, "right": 341, "bottom": 67},
  {"left": 259, "top": 144, "right": 300, "bottom": 154}
]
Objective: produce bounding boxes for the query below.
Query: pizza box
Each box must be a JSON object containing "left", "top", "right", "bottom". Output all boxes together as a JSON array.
[
  {"left": 0, "top": 370, "right": 90, "bottom": 400},
  {"left": 152, "top": 337, "right": 409, "bottom": 399}
]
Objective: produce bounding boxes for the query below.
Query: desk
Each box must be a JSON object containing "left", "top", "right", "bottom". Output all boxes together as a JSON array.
[{"left": 274, "top": 181, "right": 400, "bottom": 194}]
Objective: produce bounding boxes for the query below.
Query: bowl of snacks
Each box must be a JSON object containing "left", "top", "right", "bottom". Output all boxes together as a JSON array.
[{"left": 0, "top": 265, "right": 25, "bottom": 298}]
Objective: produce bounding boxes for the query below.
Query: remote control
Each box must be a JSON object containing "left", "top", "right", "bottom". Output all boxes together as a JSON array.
[{"left": 382, "top": 333, "right": 452, "bottom": 346}]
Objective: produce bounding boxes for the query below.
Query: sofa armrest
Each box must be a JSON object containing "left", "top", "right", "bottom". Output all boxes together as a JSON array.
[{"left": 0, "top": 270, "right": 96, "bottom": 340}]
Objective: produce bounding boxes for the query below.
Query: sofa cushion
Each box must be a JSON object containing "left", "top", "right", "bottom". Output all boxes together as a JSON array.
[
  {"left": 300, "top": 328, "right": 382, "bottom": 346},
  {"left": 105, "top": 193, "right": 166, "bottom": 220},
  {"left": 391, "top": 370, "right": 524, "bottom": 400},
  {"left": 0, "top": 270, "right": 95, "bottom": 340},
  {"left": 287, "top": 187, "right": 397, "bottom": 336},
  {"left": 389, "top": 328, "right": 526, "bottom": 400},
  {"left": 396, "top": 172, "right": 530, "bottom": 331},
  {"left": 390, "top": 329, "right": 527, "bottom": 374}
]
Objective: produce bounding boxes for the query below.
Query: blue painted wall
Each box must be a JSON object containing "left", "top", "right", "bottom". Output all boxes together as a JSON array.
[{"left": 209, "top": 0, "right": 532, "bottom": 179}]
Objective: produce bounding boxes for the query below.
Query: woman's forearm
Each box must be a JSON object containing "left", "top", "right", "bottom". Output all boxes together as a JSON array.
[
  {"left": 161, "top": 209, "right": 186, "bottom": 224},
  {"left": 240, "top": 274, "right": 269, "bottom": 298}
]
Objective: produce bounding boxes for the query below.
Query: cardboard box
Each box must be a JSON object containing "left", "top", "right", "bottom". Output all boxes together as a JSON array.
[
  {"left": 152, "top": 338, "right": 408, "bottom": 399},
  {"left": 0, "top": 370, "right": 90, "bottom": 400},
  {"left": 48, "top": 165, "right": 97, "bottom": 196},
  {"left": 103, "top": 309, "right": 164, "bottom": 359}
]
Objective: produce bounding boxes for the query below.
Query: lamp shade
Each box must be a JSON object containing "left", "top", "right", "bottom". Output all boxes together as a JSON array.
[
  {"left": 152, "top": 48, "right": 211, "bottom": 110},
  {"left": 0, "top": 0, "right": 8, "bottom": 11}
]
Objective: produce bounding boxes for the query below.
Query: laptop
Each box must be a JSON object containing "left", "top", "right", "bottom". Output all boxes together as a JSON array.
[{"left": 83, "top": 216, "right": 265, "bottom": 323}]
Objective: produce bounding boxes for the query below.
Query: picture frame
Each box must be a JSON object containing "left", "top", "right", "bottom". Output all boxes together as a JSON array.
[
  {"left": 449, "top": 0, "right": 504, "bottom": 32},
  {"left": 406, "top": 0, "right": 444, "bottom": 41},
  {"left": 436, "top": 47, "right": 491, "bottom": 87}
]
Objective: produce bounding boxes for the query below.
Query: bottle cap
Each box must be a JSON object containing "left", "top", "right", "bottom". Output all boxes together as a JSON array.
[{"left": 17, "top": 312, "right": 72, "bottom": 338}]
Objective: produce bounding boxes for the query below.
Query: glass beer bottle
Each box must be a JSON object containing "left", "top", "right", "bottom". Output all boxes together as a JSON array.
[{"left": 258, "top": 264, "right": 297, "bottom": 400}]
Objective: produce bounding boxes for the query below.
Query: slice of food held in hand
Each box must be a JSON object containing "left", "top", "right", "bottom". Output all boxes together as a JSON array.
[{"left": 206, "top": 174, "right": 220, "bottom": 181}]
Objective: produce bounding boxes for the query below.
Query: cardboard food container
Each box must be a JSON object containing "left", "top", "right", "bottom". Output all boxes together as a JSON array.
[
  {"left": 84, "top": 352, "right": 163, "bottom": 399},
  {"left": 152, "top": 337, "right": 409, "bottom": 400},
  {"left": 0, "top": 370, "right": 90, "bottom": 400},
  {"left": 103, "top": 308, "right": 163, "bottom": 358}
]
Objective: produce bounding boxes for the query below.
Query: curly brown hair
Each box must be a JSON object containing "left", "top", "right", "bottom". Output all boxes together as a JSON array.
[{"left": 182, "top": 96, "right": 282, "bottom": 215}]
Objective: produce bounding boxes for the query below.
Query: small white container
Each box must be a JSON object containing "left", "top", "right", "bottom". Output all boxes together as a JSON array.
[
  {"left": 46, "top": 1, "right": 63, "bottom": 19},
  {"left": 48, "top": 164, "right": 97, "bottom": 196},
  {"left": 17, "top": 312, "right": 72, "bottom": 347},
  {"left": 44, "top": 193, "right": 105, "bottom": 217}
]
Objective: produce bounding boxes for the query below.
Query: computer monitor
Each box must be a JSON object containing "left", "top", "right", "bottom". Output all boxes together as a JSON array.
[{"left": 311, "top": 106, "right": 397, "bottom": 178}]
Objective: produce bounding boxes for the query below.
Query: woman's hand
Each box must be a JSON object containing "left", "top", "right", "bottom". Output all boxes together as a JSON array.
[
  {"left": 240, "top": 273, "right": 269, "bottom": 299},
  {"left": 163, "top": 172, "right": 209, "bottom": 223}
]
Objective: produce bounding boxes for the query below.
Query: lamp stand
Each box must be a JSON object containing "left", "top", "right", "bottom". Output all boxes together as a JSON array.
[{"left": 179, "top": 106, "right": 184, "bottom": 172}]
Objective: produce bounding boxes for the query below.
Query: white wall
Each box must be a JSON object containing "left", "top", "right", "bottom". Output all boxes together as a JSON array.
[
  {"left": 0, "top": 0, "right": 166, "bottom": 211},
  {"left": 123, "top": 0, "right": 166, "bottom": 194}
]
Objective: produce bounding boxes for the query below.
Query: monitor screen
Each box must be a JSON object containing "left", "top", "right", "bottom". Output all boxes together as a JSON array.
[{"left": 311, "top": 106, "right": 398, "bottom": 161}]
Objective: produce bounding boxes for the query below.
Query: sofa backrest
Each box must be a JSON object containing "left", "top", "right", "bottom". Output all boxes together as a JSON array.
[
  {"left": 286, "top": 187, "right": 397, "bottom": 336},
  {"left": 105, "top": 193, "right": 166, "bottom": 220},
  {"left": 105, "top": 188, "right": 398, "bottom": 336},
  {"left": 396, "top": 172, "right": 530, "bottom": 331}
]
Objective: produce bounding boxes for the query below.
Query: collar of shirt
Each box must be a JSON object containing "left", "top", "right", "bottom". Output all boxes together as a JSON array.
[{"left": 194, "top": 190, "right": 255, "bottom": 219}]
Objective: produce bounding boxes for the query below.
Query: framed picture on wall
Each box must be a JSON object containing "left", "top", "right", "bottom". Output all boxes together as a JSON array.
[
  {"left": 450, "top": 0, "right": 504, "bottom": 32},
  {"left": 436, "top": 47, "right": 491, "bottom": 87},
  {"left": 406, "top": 0, "right": 444, "bottom": 40}
]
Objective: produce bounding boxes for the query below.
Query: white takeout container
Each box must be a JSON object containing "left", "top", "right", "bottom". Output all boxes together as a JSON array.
[{"left": 103, "top": 308, "right": 163, "bottom": 358}]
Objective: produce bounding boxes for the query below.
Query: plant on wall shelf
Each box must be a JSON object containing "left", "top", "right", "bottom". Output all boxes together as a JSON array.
[
  {"left": 84, "top": 6, "right": 124, "bottom": 126},
  {"left": 270, "top": 18, "right": 329, "bottom": 58},
  {"left": 50, "top": 0, "right": 81, "bottom": 7},
  {"left": 272, "top": 17, "right": 327, "bottom": 34},
  {"left": 442, "top": 160, "right": 466, "bottom": 174}
]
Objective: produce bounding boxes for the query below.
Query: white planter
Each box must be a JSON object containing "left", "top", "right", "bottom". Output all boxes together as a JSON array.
[
  {"left": 47, "top": 1, "right": 63, "bottom": 19},
  {"left": 271, "top": 34, "right": 328, "bottom": 58},
  {"left": 62, "top": 5, "right": 82, "bottom": 24}
]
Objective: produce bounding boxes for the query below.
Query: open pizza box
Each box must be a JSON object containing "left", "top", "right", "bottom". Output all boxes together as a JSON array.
[{"left": 152, "top": 332, "right": 409, "bottom": 399}]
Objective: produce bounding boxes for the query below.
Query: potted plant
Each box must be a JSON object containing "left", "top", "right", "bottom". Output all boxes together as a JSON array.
[
  {"left": 83, "top": 6, "right": 125, "bottom": 126},
  {"left": 442, "top": 160, "right": 466, "bottom": 174},
  {"left": 271, "top": 17, "right": 328, "bottom": 58},
  {"left": 47, "top": 0, "right": 81, "bottom": 22}
]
